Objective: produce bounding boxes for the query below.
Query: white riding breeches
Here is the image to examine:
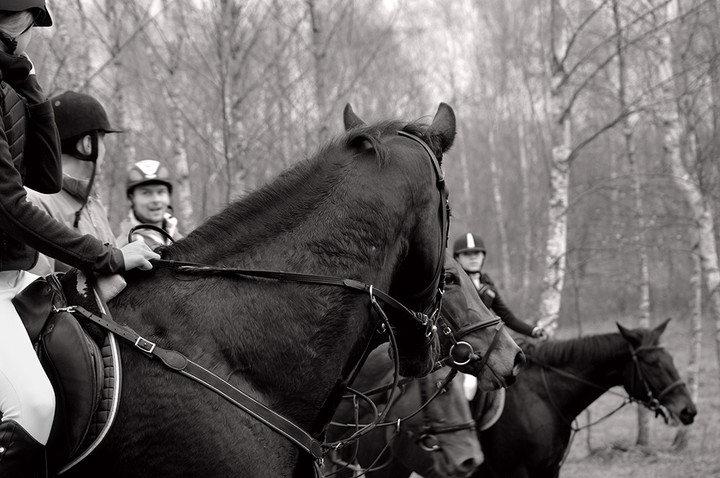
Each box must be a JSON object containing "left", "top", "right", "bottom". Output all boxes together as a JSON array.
[{"left": 0, "top": 270, "right": 55, "bottom": 445}]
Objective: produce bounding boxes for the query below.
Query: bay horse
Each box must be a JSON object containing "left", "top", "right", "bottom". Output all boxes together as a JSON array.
[
  {"left": 328, "top": 346, "right": 480, "bottom": 478},
  {"left": 56, "top": 103, "right": 520, "bottom": 478},
  {"left": 475, "top": 319, "right": 697, "bottom": 478}
]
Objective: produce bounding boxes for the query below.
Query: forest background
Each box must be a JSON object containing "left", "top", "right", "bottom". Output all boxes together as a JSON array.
[{"left": 25, "top": 0, "right": 720, "bottom": 474}]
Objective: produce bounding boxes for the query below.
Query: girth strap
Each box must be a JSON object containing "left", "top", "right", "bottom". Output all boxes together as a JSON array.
[{"left": 63, "top": 305, "right": 325, "bottom": 460}]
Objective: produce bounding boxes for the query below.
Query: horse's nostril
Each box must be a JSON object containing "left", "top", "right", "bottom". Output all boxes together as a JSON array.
[
  {"left": 512, "top": 351, "right": 525, "bottom": 376},
  {"left": 459, "top": 457, "right": 479, "bottom": 474},
  {"left": 682, "top": 408, "right": 696, "bottom": 424}
]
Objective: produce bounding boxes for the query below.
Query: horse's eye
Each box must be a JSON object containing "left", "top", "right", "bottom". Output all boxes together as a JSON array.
[{"left": 444, "top": 272, "right": 457, "bottom": 285}]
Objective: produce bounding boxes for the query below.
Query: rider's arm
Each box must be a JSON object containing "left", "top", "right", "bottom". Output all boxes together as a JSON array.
[{"left": 0, "top": 127, "right": 125, "bottom": 274}]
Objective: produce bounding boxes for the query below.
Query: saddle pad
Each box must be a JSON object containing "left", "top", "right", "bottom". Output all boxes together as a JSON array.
[{"left": 84, "top": 335, "right": 116, "bottom": 445}]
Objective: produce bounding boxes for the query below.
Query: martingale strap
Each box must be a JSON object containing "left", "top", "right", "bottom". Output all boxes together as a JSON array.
[{"left": 62, "top": 305, "right": 325, "bottom": 461}]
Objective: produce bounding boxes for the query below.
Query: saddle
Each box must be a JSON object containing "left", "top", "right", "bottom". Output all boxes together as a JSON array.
[{"left": 12, "top": 270, "right": 125, "bottom": 474}]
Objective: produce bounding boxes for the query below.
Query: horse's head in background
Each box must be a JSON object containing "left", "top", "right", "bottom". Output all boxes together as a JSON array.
[
  {"left": 617, "top": 319, "right": 696, "bottom": 425},
  {"left": 440, "top": 252, "right": 524, "bottom": 389}
]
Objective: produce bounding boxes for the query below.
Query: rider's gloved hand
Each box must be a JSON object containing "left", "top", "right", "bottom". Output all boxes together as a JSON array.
[
  {"left": 120, "top": 240, "right": 160, "bottom": 271},
  {"left": 532, "top": 326, "right": 548, "bottom": 340}
]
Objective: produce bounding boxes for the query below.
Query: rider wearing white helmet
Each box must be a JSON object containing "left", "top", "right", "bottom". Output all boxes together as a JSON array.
[
  {"left": 453, "top": 232, "right": 546, "bottom": 339},
  {"left": 116, "top": 159, "right": 182, "bottom": 249}
]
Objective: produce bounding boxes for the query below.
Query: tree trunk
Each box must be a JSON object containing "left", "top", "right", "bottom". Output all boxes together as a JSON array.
[
  {"left": 307, "top": 0, "right": 330, "bottom": 147},
  {"left": 161, "top": 0, "right": 195, "bottom": 232},
  {"left": 518, "top": 119, "right": 533, "bottom": 306},
  {"left": 538, "top": 0, "right": 571, "bottom": 336},
  {"left": 613, "top": 0, "right": 652, "bottom": 444},
  {"left": 673, "top": 245, "right": 702, "bottom": 450},
  {"left": 488, "top": 125, "right": 511, "bottom": 287}
]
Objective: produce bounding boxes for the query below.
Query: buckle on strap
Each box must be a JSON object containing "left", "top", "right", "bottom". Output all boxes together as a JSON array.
[{"left": 135, "top": 336, "right": 156, "bottom": 354}]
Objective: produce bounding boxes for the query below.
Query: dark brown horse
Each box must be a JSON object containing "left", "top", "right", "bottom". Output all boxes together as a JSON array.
[
  {"left": 55, "top": 104, "right": 521, "bottom": 478},
  {"left": 475, "top": 319, "right": 697, "bottom": 478}
]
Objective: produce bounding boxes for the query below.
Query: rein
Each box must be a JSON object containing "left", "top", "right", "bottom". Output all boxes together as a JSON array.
[{"left": 151, "top": 259, "right": 438, "bottom": 341}]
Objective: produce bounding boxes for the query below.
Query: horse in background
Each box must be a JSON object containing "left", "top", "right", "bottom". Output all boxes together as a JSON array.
[
  {"left": 328, "top": 346, "right": 480, "bottom": 478},
  {"left": 60, "top": 104, "right": 465, "bottom": 478},
  {"left": 324, "top": 251, "right": 524, "bottom": 478},
  {"left": 475, "top": 319, "right": 697, "bottom": 478}
]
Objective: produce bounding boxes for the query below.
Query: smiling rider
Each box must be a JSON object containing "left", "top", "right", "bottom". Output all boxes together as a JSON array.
[{"left": 116, "top": 159, "right": 182, "bottom": 249}]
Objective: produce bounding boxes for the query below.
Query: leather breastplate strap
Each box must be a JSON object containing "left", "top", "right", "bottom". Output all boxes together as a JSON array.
[{"left": 61, "top": 305, "right": 325, "bottom": 461}]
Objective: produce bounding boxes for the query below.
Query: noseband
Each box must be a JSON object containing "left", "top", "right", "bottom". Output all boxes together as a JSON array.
[{"left": 438, "top": 309, "right": 504, "bottom": 369}]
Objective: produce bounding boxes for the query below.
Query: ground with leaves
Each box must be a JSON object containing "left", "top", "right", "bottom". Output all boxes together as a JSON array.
[{"left": 557, "top": 316, "right": 720, "bottom": 478}]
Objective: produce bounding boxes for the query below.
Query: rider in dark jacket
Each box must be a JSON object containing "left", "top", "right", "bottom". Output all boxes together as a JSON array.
[{"left": 452, "top": 232, "right": 546, "bottom": 339}]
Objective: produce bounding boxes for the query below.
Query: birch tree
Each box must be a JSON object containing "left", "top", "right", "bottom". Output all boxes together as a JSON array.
[
  {"left": 613, "top": 0, "right": 653, "bottom": 445},
  {"left": 538, "top": 0, "right": 572, "bottom": 336}
]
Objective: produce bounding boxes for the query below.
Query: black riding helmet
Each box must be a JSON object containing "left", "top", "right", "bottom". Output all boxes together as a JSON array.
[
  {"left": 452, "top": 233, "right": 486, "bottom": 257},
  {"left": 52, "top": 91, "right": 122, "bottom": 162},
  {"left": 51, "top": 91, "right": 122, "bottom": 228}
]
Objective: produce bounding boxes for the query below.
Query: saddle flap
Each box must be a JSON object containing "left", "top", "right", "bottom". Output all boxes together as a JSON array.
[{"left": 41, "top": 311, "right": 104, "bottom": 468}]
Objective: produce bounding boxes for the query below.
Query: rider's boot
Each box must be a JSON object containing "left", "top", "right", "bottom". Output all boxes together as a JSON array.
[{"left": 0, "top": 420, "right": 48, "bottom": 478}]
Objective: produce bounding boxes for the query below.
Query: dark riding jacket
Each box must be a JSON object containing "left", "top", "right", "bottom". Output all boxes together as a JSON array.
[
  {"left": 476, "top": 272, "right": 535, "bottom": 337},
  {"left": 0, "top": 51, "right": 124, "bottom": 273}
]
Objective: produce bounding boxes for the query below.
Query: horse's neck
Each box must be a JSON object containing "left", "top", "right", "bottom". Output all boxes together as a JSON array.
[{"left": 539, "top": 339, "right": 628, "bottom": 421}]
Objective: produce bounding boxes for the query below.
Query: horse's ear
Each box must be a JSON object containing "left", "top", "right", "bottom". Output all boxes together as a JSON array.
[
  {"left": 617, "top": 322, "right": 643, "bottom": 348},
  {"left": 654, "top": 318, "right": 671, "bottom": 336},
  {"left": 428, "top": 102, "right": 456, "bottom": 155},
  {"left": 343, "top": 103, "right": 365, "bottom": 130}
]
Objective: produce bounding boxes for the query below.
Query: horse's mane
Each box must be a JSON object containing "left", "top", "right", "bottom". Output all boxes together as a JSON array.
[
  {"left": 164, "top": 118, "right": 442, "bottom": 261},
  {"left": 523, "top": 332, "right": 642, "bottom": 367}
]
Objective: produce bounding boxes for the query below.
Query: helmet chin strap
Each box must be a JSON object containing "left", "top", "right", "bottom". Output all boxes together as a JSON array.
[{"left": 71, "top": 132, "right": 100, "bottom": 228}]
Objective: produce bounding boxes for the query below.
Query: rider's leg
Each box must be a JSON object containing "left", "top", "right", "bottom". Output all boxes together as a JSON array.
[
  {"left": 0, "top": 420, "right": 48, "bottom": 478},
  {"left": 0, "top": 270, "right": 54, "bottom": 477}
]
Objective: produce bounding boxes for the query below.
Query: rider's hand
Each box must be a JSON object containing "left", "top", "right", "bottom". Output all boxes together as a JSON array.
[
  {"left": 120, "top": 240, "right": 160, "bottom": 271},
  {"left": 532, "top": 326, "right": 548, "bottom": 340}
]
